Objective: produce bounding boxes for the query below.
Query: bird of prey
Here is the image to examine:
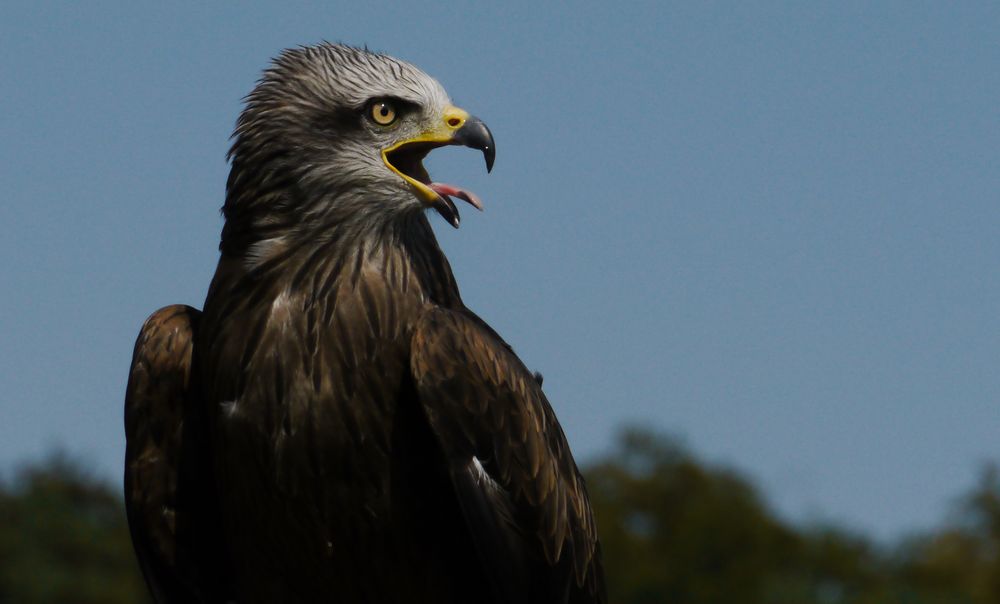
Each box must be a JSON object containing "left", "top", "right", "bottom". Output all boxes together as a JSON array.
[{"left": 124, "top": 43, "right": 605, "bottom": 604}]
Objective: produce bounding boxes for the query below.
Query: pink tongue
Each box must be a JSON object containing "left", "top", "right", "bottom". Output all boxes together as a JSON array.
[{"left": 428, "top": 182, "right": 484, "bottom": 211}]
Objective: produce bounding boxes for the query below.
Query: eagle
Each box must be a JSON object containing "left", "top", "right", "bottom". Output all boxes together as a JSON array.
[{"left": 124, "top": 43, "right": 606, "bottom": 604}]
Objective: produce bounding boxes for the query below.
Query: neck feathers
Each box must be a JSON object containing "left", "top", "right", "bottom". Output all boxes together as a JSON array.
[{"left": 211, "top": 208, "right": 463, "bottom": 314}]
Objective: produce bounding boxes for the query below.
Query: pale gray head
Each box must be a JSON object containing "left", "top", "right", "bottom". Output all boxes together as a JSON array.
[{"left": 221, "top": 43, "right": 494, "bottom": 255}]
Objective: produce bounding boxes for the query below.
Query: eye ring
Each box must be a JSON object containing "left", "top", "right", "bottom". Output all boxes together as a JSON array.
[{"left": 369, "top": 100, "right": 398, "bottom": 126}]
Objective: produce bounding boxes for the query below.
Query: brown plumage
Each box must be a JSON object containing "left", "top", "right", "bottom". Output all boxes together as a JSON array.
[{"left": 124, "top": 43, "right": 605, "bottom": 603}]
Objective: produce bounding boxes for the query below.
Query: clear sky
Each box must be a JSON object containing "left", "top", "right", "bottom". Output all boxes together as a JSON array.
[{"left": 1, "top": 2, "right": 998, "bottom": 541}]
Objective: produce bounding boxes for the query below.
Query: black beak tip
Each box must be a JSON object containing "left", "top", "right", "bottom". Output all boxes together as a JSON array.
[
  {"left": 484, "top": 145, "right": 495, "bottom": 173},
  {"left": 455, "top": 116, "right": 496, "bottom": 174}
]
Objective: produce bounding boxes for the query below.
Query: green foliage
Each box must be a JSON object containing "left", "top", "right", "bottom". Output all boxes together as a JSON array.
[
  {"left": 892, "top": 465, "right": 1000, "bottom": 604},
  {"left": 0, "top": 451, "right": 149, "bottom": 604},
  {"left": 588, "top": 429, "right": 798, "bottom": 603},
  {"left": 589, "top": 428, "right": 1000, "bottom": 604},
  {"left": 0, "top": 434, "right": 998, "bottom": 603}
]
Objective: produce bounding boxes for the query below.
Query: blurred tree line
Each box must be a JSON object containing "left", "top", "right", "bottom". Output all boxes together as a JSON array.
[{"left": 1, "top": 431, "right": 998, "bottom": 603}]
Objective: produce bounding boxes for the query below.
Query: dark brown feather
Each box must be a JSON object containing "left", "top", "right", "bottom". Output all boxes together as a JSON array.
[
  {"left": 411, "top": 307, "right": 607, "bottom": 604},
  {"left": 191, "top": 220, "right": 488, "bottom": 603},
  {"left": 124, "top": 305, "right": 232, "bottom": 603}
]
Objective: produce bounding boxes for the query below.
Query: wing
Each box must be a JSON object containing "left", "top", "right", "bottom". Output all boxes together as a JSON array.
[
  {"left": 410, "top": 307, "right": 607, "bottom": 604},
  {"left": 124, "top": 305, "right": 231, "bottom": 603}
]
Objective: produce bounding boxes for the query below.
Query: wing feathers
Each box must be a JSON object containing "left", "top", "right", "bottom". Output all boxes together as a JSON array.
[
  {"left": 124, "top": 305, "right": 198, "bottom": 603},
  {"left": 451, "top": 457, "right": 533, "bottom": 604},
  {"left": 124, "top": 305, "right": 231, "bottom": 603},
  {"left": 410, "top": 308, "right": 606, "bottom": 604}
]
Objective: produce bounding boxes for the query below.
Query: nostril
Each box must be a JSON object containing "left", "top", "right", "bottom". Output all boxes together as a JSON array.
[{"left": 447, "top": 117, "right": 462, "bottom": 128}]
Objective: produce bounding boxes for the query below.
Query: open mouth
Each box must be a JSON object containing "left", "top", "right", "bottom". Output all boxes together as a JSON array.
[{"left": 384, "top": 140, "right": 484, "bottom": 228}]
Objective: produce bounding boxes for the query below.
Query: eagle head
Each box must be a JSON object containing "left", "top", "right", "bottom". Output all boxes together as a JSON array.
[{"left": 223, "top": 43, "right": 495, "bottom": 254}]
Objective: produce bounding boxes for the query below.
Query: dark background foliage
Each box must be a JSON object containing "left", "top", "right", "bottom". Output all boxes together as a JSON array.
[{"left": 2, "top": 430, "right": 998, "bottom": 603}]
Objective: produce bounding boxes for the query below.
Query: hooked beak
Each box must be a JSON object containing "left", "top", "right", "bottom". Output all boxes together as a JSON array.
[
  {"left": 452, "top": 116, "right": 495, "bottom": 173},
  {"left": 382, "top": 106, "right": 495, "bottom": 228}
]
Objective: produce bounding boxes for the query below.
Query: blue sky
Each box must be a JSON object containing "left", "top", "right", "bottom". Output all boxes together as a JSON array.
[{"left": 1, "top": 2, "right": 998, "bottom": 540}]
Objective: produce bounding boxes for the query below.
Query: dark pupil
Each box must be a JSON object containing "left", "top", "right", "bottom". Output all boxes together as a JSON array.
[{"left": 379, "top": 105, "right": 390, "bottom": 116}]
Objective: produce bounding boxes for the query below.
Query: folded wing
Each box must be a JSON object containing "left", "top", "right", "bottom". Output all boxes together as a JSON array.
[
  {"left": 410, "top": 308, "right": 606, "bottom": 604},
  {"left": 124, "top": 305, "right": 230, "bottom": 603}
]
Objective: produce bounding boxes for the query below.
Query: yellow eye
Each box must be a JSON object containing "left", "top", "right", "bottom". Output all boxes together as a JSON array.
[{"left": 370, "top": 101, "right": 397, "bottom": 126}]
